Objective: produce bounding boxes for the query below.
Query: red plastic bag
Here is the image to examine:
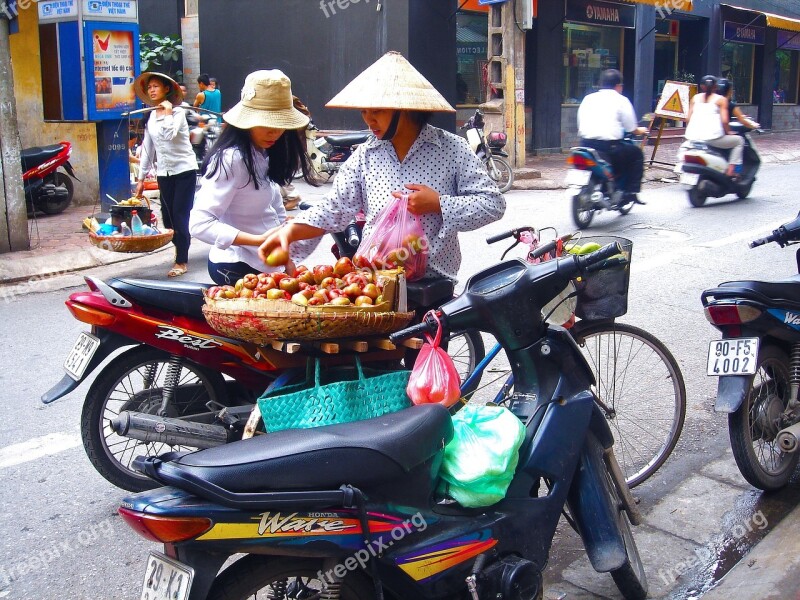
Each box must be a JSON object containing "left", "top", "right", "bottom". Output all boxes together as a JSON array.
[
  {"left": 406, "top": 313, "right": 461, "bottom": 407},
  {"left": 354, "top": 194, "right": 428, "bottom": 281}
]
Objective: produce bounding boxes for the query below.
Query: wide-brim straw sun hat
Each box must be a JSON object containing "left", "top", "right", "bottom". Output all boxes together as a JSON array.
[
  {"left": 223, "top": 70, "right": 310, "bottom": 130},
  {"left": 134, "top": 72, "right": 184, "bottom": 106},
  {"left": 326, "top": 51, "right": 455, "bottom": 113}
]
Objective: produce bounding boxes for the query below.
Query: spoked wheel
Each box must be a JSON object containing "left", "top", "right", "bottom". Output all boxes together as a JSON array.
[
  {"left": 207, "top": 556, "right": 374, "bottom": 600},
  {"left": 81, "top": 346, "right": 229, "bottom": 492},
  {"left": 445, "top": 330, "right": 485, "bottom": 397},
  {"left": 484, "top": 155, "right": 514, "bottom": 193},
  {"left": 572, "top": 183, "right": 596, "bottom": 229},
  {"left": 688, "top": 186, "right": 707, "bottom": 207},
  {"left": 729, "top": 345, "right": 799, "bottom": 491},
  {"left": 571, "top": 321, "right": 686, "bottom": 487}
]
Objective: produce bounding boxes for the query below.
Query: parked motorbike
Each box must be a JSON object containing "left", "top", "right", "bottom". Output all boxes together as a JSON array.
[
  {"left": 306, "top": 119, "right": 370, "bottom": 178},
  {"left": 675, "top": 120, "right": 762, "bottom": 207},
  {"left": 461, "top": 109, "right": 514, "bottom": 193},
  {"left": 119, "top": 242, "right": 647, "bottom": 600},
  {"left": 702, "top": 213, "right": 800, "bottom": 490},
  {"left": 187, "top": 109, "right": 223, "bottom": 166},
  {"left": 43, "top": 272, "right": 484, "bottom": 493},
  {"left": 22, "top": 140, "right": 78, "bottom": 215},
  {"left": 565, "top": 135, "right": 645, "bottom": 229}
]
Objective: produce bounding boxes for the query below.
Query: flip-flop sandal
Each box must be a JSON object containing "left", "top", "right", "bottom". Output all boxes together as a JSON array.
[{"left": 168, "top": 266, "right": 188, "bottom": 277}]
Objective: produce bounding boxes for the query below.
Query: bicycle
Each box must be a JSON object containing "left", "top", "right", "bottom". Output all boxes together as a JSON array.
[{"left": 453, "top": 226, "right": 686, "bottom": 488}]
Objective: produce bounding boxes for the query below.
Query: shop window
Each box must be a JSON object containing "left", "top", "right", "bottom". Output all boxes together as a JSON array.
[
  {"left": 562, "top": 23, "right": 622, "bottom": 104},
  {"left": 457, "top": 11, "right": 488, "bottom": 105},
  {"left": 720, "top": 43, "right": 754, "bottom": 104},
  {"left": 774, "top": 49, "right": 799, "bottom": 104}
]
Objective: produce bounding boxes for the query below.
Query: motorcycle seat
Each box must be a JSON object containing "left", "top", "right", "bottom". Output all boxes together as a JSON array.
[
  {"left": 21, "top": 145, "right": 63, "bottom": 171},
  {"left": 570, "top": 147, "right": 611, "bottom": 167},
  {"left": 407, "top": 278, "right": 454, "bottom": 308},
  {"left": 717, "top": 275, "right": 800, "bottom": 305},
  {"left": 141, "top": 404, "right": 453, "bottom": 495},
  {"left": 109, "top": 278, "right": 210, "bottom": 320},
  {"left": 324, "top": 131, "right": 371, "bottom": 147}
]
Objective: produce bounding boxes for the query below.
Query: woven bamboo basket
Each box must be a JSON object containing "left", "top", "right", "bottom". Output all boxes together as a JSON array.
[
  {"left": 89, "top": 229, "right": 174, "bottom": 253},
  {"left": 202, "top": 296, "right": 414, "bottom": 344}
]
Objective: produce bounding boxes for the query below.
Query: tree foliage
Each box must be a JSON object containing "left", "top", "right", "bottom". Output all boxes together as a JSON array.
[{"left": 139, "top": 33, "right": 183, "bottom": 79}]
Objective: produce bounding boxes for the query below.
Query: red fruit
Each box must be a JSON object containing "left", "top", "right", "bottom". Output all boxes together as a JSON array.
[
  {"left": 279, "top": 277, "right": 301, "bottom": 294},
  {"left": 313, "top": 264, "right": 335, "bottom": 284},
  {"left": 266, "top": 248, "right": 289, "bottom": 267},
  {"left": 353, "top": 255, "right": 372, "bottom": 269},
  {"left": 308, "top": 297, "right": 324, "bottom": 306},
  {"left": 297, "top": 271, "right": 315, "bottom": 285},
  {"left": 362, "top": 283, "right": 380, "bottom": 300},
  {"left": 334, "top": 257, "right": 354, "bottom": 277},
  {"left": 294, "top": 265, "right": 308, "bottom": 275},
  {"left": 242, "top": 273, "right": 258, "bottom": 289},
  {"left": 354, "top": 296, "right": 373, "bottom": 306},
  {"left": 329, "top": 296, "right": 351, "bottom": 306},
  {"left": 206, "top": 286, "right": 221, "bottom": 299},
  {"left": 343, "top": 283, "right": 363, "bottom": 299},
  {"left": 320, "top": 277, "right": 336, "bottom": 289},
  {"left": 266, "top": 289, "right": 284, "bottom": 300},
  {"left": 271, "top": 272, "right": 287, "bottom": 284}
]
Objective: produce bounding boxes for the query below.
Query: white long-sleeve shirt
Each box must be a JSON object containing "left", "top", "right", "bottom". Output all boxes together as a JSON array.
[
  {"left": 577, "top": 89, "right": 638, "bottom": 141},
  {"left": 190, "top": 147, "right": 286, "bottom": 271},
  {"left": 138, "top": 107, "right": 197, "bottom": 179},
  {"left": 292, "top": 124, "right": 505, "bottom": 281}
]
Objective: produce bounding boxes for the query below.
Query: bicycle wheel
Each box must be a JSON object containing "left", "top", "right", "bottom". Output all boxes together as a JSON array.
[{"left": 571, "top": 321, "right": 686, "bottom": 487}]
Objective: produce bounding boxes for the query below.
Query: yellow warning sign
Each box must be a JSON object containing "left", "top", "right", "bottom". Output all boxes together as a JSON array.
[{"left": 655, "top": 81, "right": 696, "bottom": 120}]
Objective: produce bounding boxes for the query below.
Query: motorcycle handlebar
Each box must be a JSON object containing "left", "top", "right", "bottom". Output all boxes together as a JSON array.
[
  {"left": 486, "top": 227, "right": 534, "bottom": 245},
  {"left": 576, "top": 242, "right": 624, "bottom": 271},
  {"left": 389, "top": 318, "right": 436, "bottom": 344}
]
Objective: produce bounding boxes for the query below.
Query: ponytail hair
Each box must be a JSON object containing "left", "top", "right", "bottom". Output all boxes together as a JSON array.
[{"left": 700, "top": 74, "right": 718, "bottom": 99}]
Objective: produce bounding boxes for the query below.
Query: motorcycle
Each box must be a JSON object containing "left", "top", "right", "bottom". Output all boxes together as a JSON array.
[
  {"left": 22, "top": 140, "right": 78, "bottom": 215},
  {"left": 461, "top": 109, "right": 514, "bottom": 193},
  {"left": 306, "top": 120, "right": 370, "bottom": 178},
  {"left": 565, "top": 135, "right": 645, "bottom": 230},
  {"left": 119, "top": 241, "right": 648, "bottom": 600},
  {"left": 43, "top": 273, "right": 484, "bottom": 493},
  {"left": 702, "top": 213, "right": 800, "bottom": 491},
  {"left": 187, "top": 109, "right": 223, "bottom": 166},
  {"left": 675, "top": 120, "right": 762, "bottom": 207}
]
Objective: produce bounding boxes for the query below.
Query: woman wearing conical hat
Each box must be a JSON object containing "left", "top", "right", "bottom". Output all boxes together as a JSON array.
[{"left": 258, "top": 51, "right": 505, "bottom": 285}]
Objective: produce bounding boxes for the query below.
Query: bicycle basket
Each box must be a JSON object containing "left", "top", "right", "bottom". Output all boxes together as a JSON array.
[
  {"left": 572, "top": 236, "right": 632, "bottom": 320},
  {"left": 257, "top": 357, "right": 412, "bottom": 433}
]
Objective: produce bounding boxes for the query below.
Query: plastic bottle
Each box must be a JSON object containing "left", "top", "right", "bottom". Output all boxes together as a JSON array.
[
  {"left": 130, "top": 210, "right": 143, "bottom": 236},
  {"left": 121, "top": 222, "right": 132, "bottom": 237}
]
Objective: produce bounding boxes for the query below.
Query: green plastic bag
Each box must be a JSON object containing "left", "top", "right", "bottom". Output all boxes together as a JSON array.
[{"left": 438, "top": 405, "right": 526, "bottom": 508}]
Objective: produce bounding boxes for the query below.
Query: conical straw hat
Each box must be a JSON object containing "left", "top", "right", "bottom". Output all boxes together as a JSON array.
[{"left": 326, "top": 51, "right": 455, "bottom": 113}]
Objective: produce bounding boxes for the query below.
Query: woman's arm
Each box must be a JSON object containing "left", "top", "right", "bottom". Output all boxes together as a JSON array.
[{"left": 733, "top": 106, "right": 758, "bottom": 129}]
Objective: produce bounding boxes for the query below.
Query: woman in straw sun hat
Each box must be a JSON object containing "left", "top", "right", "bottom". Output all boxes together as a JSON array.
[
  {"left": 259, "top": 51, "right": 504, "bottom": 290},
  {"left": 133, "top": 71, "right": 196, "bottom": 277},
  {"left": 189, "top": 69, "right": 318, "bottom": 285}
]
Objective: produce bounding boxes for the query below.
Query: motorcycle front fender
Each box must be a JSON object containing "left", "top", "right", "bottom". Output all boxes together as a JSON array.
[
  {"left": 41, "top": 329, "right": 132, "bottom": 404},
  {"left": 714, "top": 375, "right": 750, "bottom": 413}
]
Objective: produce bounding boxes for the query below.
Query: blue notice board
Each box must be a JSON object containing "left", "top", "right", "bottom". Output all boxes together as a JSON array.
[{"left": 83, "top": 20, "right": 140, "bottom": 120}]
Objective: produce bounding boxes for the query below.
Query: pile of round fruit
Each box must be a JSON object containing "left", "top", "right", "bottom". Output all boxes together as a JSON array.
[{"left": 205, "top": 257, "right": 388, "bottom": 308}]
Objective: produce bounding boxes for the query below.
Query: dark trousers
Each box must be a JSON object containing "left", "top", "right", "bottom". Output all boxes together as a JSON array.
[
  {"left": 208, "top": 259, "right": 260, "bottom": 286},
  {"left": 157, "top": 170, "right": 196, "bottom": 264},
  {"left": 580, "top": 139, "right": 643, "bottom": 194}
]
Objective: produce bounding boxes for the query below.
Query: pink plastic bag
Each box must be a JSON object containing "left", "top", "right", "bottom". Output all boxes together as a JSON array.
[
  {"left": 353, "top": 194, "right": 428, "bottom": 281},
  {"left": 406, "top": 313, "right": 461, "bottom": 407}
]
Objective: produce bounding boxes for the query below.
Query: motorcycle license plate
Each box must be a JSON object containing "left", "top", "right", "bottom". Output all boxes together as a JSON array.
[
  {"left": 707, "top": 338, "right": 759, "bottom": 376},
  {"left": 63, "top": 332, "right": 100, "bottom": 381},
  {"left": 140, "top": 552, "right": 193, "bottom": 600},
  {"left": 565, "top": 170, "right": 591, "bottom": 186},
  {"left": 680, "top": 173, "right": 700, "bottom": 186}
]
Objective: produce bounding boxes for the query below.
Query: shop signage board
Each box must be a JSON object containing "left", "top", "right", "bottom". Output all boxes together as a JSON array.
[
  {"left": 38, "top": 0, "right": 78, "bottom": 21},
  {"left": 723, "top": 21, "right": 765, "bottom": 45},
  {"left": 82, "top": 0, "right": 138, "bottom": 21},
  {"left": 777, "top": 30, "right": 800, "bottom": 51},
  {"left": 566, "top": 0, "right": 636, "bottom": 29},
  {"left": 655, "top": 80, "right": 695, "bottom": 120}
]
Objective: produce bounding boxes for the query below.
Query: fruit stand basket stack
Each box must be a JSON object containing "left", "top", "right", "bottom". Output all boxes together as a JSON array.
[{"left": 202, "top": 270, "right": 414, "bottom": 344}]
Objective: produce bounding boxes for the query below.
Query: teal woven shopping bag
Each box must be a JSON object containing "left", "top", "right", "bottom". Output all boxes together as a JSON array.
[{"left": 257, "top": 357, "right": 413, "bottom": 432}]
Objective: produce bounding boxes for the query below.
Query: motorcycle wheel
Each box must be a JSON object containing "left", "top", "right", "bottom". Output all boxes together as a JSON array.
[
  {"left": 729, "top": 345, "right": 799, "bottom": 491},
  {"left": 736, "top": 181, "right": 753, "bottom": 199},
  {"left": 688, "top": 186, "right": 707, "bottom": 208},
  {"left": 572, "top": 183, "right": 595, "bottom": 229},
  {"left": 81, "top": 346, "right": 229, "bottom": 492},
  {"left": 446, "top": 330, "right": 485, "bottom": 397},
  {"left": 616, "top": 195, "right": 635, "bottom": 215},
  {"left": 483, "top": 155, "right": 514, "bottom": 193},
  {"left": 38, "top": 172, "right": 74, "bottom": 215},
  {"left": 206, "top": 556, "right": 374, "bottom": 600}
]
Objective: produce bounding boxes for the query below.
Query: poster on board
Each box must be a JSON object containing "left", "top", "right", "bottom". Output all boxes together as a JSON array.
[{"left": 84, "top": 22, "right": 139, "bottom": 119}]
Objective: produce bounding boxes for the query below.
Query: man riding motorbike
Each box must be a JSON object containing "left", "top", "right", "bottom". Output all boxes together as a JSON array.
[{"left": 577, "top": 68, "right": 647, "bottom": 208}]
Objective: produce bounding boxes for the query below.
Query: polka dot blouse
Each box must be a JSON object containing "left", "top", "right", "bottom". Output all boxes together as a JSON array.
[{"left": 293, "top": 124, "right": 506, "bottom": 281}]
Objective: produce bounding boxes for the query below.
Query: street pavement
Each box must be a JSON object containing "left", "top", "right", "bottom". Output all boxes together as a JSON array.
[{"left": 2, "top": 130, "right": 800, "bottom": 598}]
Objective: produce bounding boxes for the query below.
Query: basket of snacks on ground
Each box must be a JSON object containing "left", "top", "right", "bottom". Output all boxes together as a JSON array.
[
  {"left": 85, "top": 197, "right": 173, "bottom": 253},
  {"left": 202, "top": 257, "right": 414, "bottom": 344}
]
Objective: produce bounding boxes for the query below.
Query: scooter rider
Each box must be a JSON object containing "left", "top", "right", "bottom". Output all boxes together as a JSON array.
[
  {"left": 258, "top": 51, "right": 505, "bottom": 283},
  {"left": 577, "top": 68, "right": 648, "bottom": 207}
]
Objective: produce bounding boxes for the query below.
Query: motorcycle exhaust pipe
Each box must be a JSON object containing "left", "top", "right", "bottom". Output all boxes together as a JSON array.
[
  {"left": 111, "top": 411, "right": 230, "bottom": 449},
  {"left": 777, "top": 422, "right": 800, "bottom": 453}
]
